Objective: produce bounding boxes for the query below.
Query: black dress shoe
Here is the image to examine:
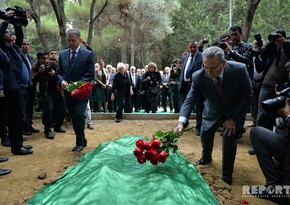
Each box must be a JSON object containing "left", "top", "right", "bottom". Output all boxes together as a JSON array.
[
  {"left": 0, "top": 157, "right": 9, "bottom": 163},
  {"left": 13, "top": 147, "right": 33, "bottom": 155},
  {"left": 72, "top": 146, "right": 83, "bottom": 152},
  {"left": 248, "top": 147, "right": 255, "bottom": 155},
  {"left": 115, "top": 118, "right": 121, "bottom": 123},
  {"left": 54, "top": 127, "right": 66, "bottom": 133},
  {"left": 22, "top": 131, "right": 32, "bottom": 136},
  {"left": 87, "top": 124, "right": 94, "bottom": 130},
  {"left": 222, "top": 176, "right": 232, "bottom": 185},
  {"left": 30, "top": 127, "right": 40, "bottom": 133},
  {"left": 23, "top": 145, "right": 33, "bottom": 149},
  {"left": 0, "top": 169, "right": 11, "bottom": 176},
  {"left": 1, "top": 140, "right": 11, "bottom": 147},
  {"left": 195, "top": 129, "right": 201, "bottom": 136},
  {"left": 196, "top": 158, "right": 212, "bottom": 165},
  {"left": 45, "top": 132, "right": 55, "bottom": 139}
]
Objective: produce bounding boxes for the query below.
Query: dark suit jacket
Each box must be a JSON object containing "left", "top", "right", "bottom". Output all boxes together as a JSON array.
[
  {"left": 57, "top": 47, "right": 94, "bottom": 85},
  {"left": 179, "top": 61, "right": 253, "bottom": 131},
  {"left": 179, "top": 51, "right": 203, "bottom": 93},
  {"left": 0, "top": 21, "right": 32, "bottom": 91}
]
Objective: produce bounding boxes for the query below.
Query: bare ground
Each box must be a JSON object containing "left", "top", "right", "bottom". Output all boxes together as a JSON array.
[{"left": 0, "top": 119, "right": 277, "bottom": 205}]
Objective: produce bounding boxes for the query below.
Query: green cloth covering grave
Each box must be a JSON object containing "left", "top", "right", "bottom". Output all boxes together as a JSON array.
[{"left": 27, "top": 136, "right": 219, "bottom": 205}]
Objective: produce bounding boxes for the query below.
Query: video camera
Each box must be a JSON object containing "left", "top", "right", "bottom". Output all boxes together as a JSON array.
[
  {"left": 262, "top": 83, "right": 290, "bottom": 111},
  {"left": 254, "top": 33, "right": 263, "bottom": 47},
  {"left": 45, "top": 62, "right": 52, "bottom": 72},
  {"left": 219, "top": 36, "right": 230, "bottom": 49},
  {"left": 0, "top": 6, "right": 28, "bottom": 27},
  {"left": 268, "top": 29, "right": 286, "bottom": 42}
]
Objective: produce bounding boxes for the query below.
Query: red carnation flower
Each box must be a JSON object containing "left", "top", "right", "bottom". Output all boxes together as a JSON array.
[
  {"left": 137, "top": 154, "right": 146, "bottom": 164},
  {"left": 151, "top": 139, "right": 161, "bottom": 149},
  {"left": 145, "top": 149, "right": 158, "bottom": 160},
  {"left": 136, "top": 139, "right": 147, "bottom": 149},
  {"left": 150, "top": 159, "right": 158, "bottom": 165},
  {"left": 133, "top": 147, "right": 143, "bottom": 157},
  {"left": 157, "top": 151, "right": 167, "bottom": 163}
]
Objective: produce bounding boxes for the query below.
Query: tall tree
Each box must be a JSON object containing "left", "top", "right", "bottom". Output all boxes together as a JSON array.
[
  {"left": 243, "top": 0, "right": 261, "bottom": 41},
  {"left": 87, "top": 0, "right": 108, "bottom": 46},
  {"left": 50, "top": 0, "right": 67, "bottom": 49},
  {"left": 28, "top": 0, "right": 49, "bottom": 51}
]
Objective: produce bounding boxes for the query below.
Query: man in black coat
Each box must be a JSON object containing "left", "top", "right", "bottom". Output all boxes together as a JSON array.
[{"left": 0, "top": 16, "right": 33, "bottom": 155}]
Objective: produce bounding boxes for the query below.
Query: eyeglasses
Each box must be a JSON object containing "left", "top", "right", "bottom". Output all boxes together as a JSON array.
[{"left": 22, "top": 43, "right": 30, "bottom": 46}]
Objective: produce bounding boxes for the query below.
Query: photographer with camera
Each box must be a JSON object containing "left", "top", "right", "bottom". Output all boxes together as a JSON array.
[
  {"left": 256, "top": 29, "right": 290, "bottom": 132},
  {"left": 168, "top": 58, "right": 181, "bottom": 113},
  {"left": 32, "top": 50, "right": 66, "bottom": 139},
  {"left": 250, "top": 98, "right": 290, "bottom": 204},
  {"left": 222, "top": 26, "right": 255, "bottom": 139},
  {"left": 0, "top": 10, "right": 33, "bottom": 155}
]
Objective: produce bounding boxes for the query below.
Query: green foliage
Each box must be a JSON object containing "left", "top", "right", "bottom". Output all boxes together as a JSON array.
[
  {"left": 152, "top": 130, "right": 179, "bottom": 155},
  {"left": 94, "top": 24, "right": 125, "bottom": 49},
  {"left": 66, "top": 81, "right": 85, "bottom": 93},
  {"left": 7, "top": 0, "right": 29, "bottom": 8}
]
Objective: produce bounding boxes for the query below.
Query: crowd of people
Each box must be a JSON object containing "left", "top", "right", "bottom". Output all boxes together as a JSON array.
[{"left": 0, "top": 10, "right": 289, "bottom": 205}]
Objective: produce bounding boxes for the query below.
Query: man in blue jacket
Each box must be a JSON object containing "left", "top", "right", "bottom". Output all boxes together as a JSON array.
[{"left": 57, "top": 28, "right": 95, "bottom": 152}]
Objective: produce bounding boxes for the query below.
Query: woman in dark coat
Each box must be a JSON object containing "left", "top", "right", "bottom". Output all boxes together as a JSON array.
[
  {"left": 142, "top": 62, "right": 161, "bottom": 113},
  {"left": 111, "top": 62, "right": 133, "bottom": 122}
]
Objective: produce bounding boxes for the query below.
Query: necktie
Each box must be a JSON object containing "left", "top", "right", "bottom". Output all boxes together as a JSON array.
[
  {"left": 70, "top": 51, "right": 76, "bottom": 66},
  {"left": 185, "top": 54, "right": 194, "bottom": 79},
  {"left": 216, "top": 77, "right": 222, "bottom": 98}
]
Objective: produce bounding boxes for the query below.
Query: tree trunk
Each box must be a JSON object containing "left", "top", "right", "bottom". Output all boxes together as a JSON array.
[
  {"left": 87, "top": 0, "right": 108, "bottom": 46},
  {"left": 28, "top": 0, "right": 49, "bottom": 51},
  {"left": 130, "top": 22, "right": 135, "bottom": 66},
  {"left": 50, "top": 0, "right": 67, "bottom": 49},
  {"left": 243, "top": 0, "right": 261, "bottom": 42}
]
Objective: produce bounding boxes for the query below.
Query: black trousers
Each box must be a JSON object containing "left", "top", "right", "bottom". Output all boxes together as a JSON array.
[
  {"left": 201, "top": 117, "right": 237, "bottom": 178},
  {"left": 161, "top": 90, "right": 173, "bottom": 111},
  {"left": 0, "top": 96, "right": 9, "bottom": 142},
  {"left": 25, "top": 85, "right": 36, "bottom": 131},
  {"left": 6, "top": 88, "right": 27, "bottom": 152},
  {"left": 64, "top": 92, "right": 88, "bottom": 146},
  {"left": 42, "top": 91, "right": 66, "bottom": 134},
  {"left": 115, "top": 94, "right": 125, "bottom": 120}
]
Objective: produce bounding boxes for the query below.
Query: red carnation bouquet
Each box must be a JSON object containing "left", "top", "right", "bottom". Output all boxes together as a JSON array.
[
  {"left": 66, "top": 81, "right": 93, "bottom": 99},
  {"left": 133, "top": 131, "right": 179, "bottom": 165}
]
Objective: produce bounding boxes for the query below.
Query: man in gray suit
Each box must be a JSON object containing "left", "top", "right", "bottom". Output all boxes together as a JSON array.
[
  {"left": 175, "top": 46, "right": 252, "bottom": 185},
  {"left": 57, "top": 28, "right": 94, "bottom": 152}
]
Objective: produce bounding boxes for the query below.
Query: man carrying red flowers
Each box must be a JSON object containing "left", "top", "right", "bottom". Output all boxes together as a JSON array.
[{"left": 57, "top": 28, "right": 94, "bottom": 152}]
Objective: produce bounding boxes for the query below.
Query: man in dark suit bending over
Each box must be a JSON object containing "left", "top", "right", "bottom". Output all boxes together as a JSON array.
[
  {"left": 57, "top": 28, "right": 94, "bottom": 152},
  {"left": 175, "top": 46, "right": 253, "bottom": 185}
]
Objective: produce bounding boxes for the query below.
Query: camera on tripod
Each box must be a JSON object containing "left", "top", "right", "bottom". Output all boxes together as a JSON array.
[
  {"left": 262, "top": 83, "right": 290, "bottom": 111},
  {"left": 0, "top": 6, "right": 28, "bottom": 27}
]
